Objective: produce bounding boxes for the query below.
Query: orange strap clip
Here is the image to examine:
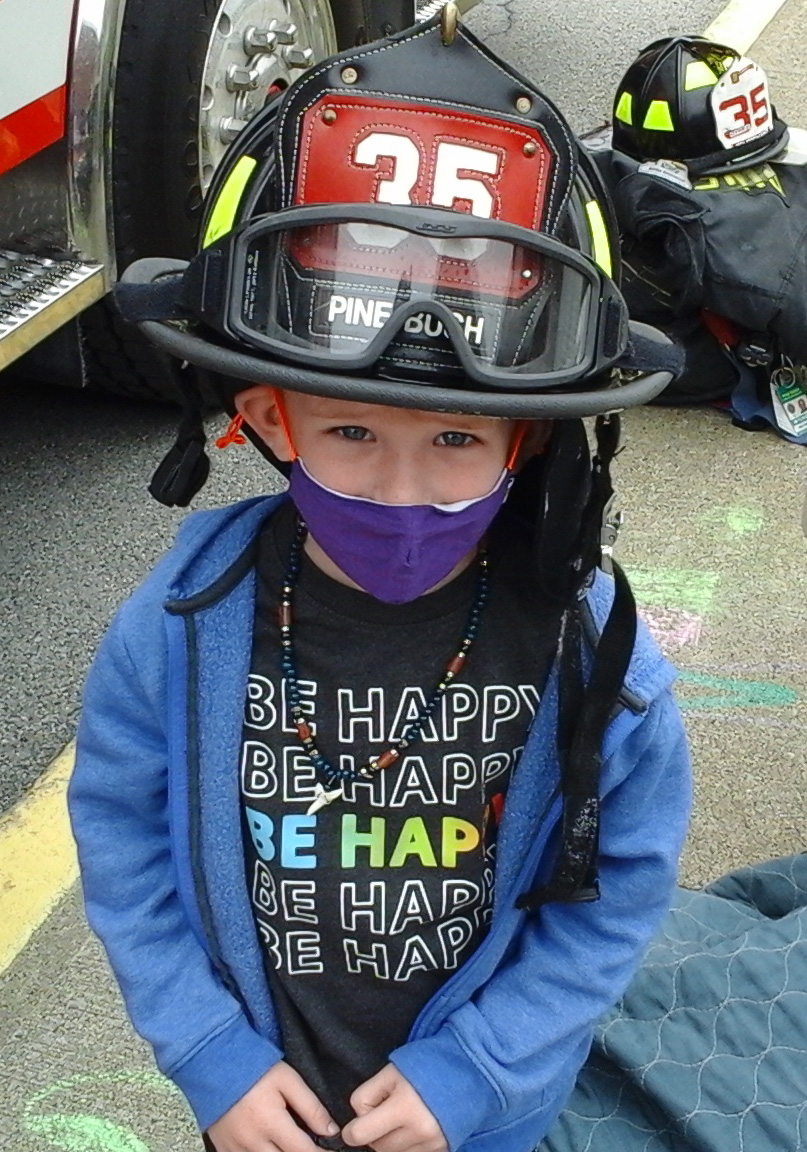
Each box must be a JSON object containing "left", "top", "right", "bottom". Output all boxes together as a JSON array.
[{"left": 215, "top": 413, "right": 247, "bottom": 449}]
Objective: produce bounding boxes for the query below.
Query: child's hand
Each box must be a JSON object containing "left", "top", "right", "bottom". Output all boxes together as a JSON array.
[
  {"left": 206, "top": 1060, "right": 339, "bottom": 1152},
  {"left": 342, "top": 1064, "right": 447, "bottom": 1152}
]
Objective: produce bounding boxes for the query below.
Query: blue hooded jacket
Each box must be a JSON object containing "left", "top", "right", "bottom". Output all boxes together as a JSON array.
[{"left": 68, "top": 494, "right": 692, "bottom": 1151}]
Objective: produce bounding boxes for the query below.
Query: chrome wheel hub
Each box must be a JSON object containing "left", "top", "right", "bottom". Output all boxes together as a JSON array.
[{"left": 199, "top": 0, "right": 337, "bottom": 193}]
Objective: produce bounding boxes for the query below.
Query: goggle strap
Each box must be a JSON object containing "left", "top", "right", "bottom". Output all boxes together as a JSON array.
[
  {"left": 619, "top": 333, "right": 683, "bottom": 376},
  {"left": 113, "top": 251, "right": 225, "bottom": 324},
  {"left": 114, "top": 276, "right": 187, "bottom": 324},
  {"left": 602, "top": 296, "right": 626, "bottom": 361}
]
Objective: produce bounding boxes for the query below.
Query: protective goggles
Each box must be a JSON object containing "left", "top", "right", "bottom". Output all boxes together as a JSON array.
[{"left": 180, "top": 202, "right": 629, "bottom": 390}]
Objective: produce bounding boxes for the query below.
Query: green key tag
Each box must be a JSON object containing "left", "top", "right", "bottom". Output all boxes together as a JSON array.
[{"left": 771, "top": 371, "right": 807, "bottom": 437}]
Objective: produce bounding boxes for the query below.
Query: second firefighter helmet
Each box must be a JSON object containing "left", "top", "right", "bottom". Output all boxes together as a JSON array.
[{"left": 612, "top": 35, "right": 789, "bottom": 175}]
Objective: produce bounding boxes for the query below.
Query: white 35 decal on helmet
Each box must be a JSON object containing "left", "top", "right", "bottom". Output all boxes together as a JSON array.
[
  {"left": 354, "top": 132, "right": 500, "bottom": 218},
  {"left": 711, "top": 57, "right": 773, "bottom": 150}
]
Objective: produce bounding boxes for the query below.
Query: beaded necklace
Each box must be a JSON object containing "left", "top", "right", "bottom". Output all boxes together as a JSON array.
[{"left": 278, "top": 516, "right": 490, "bottom": 815}]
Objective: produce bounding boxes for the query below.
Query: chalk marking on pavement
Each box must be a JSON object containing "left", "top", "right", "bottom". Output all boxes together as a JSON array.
[
  {"left": 629, "top": 567, "right": 719, "bottom": 615},
  {"left": 704, "top": 0, "right": 790, "bottom": 53},
  {"left": 23, "top": 1070, "right": 182, "bottom": 1152},
  {"left": 639, "top": 607, "right": 704, "bottom": 652},
  {"left": 0, "top": 741, "right": 78, "bottom": 975},
  {"left": 676, "top": 670, "right": 798, "bottom": 711}
]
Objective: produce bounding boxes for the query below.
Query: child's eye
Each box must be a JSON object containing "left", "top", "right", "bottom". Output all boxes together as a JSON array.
[
  {"left": 435, "top": 431, "right": 477, "bottom": 447},
  {"left": 334, "top": 426, "right": 373, "bottom": 441}
]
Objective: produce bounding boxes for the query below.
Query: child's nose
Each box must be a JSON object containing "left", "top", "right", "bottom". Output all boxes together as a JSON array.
[{"left": 371, "top": 457, "right": 429, "bottom": 506}]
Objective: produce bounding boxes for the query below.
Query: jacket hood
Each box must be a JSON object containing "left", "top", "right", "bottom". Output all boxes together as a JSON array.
[{"left": 162, "top": 493, "right": 288, "bottom": 608}]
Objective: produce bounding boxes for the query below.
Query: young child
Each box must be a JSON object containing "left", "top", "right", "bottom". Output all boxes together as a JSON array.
[{"left": 69, "top": 13, "right": 691, "bottom": 1152}]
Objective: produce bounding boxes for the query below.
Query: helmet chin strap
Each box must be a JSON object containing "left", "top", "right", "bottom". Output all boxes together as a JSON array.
[
  {"left": 271, "top": 387, "right": 299, "bottom": 462},
  {"left": 507, "top": 420, "right": 530, "bottom": 470}
]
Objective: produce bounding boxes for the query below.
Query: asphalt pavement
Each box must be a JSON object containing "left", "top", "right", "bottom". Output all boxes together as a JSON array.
[{"left": 3, "top": 0, "right": 806, "bottom": 1148}]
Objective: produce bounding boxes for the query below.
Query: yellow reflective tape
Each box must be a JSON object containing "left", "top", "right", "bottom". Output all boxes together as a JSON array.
[
  {"left": 685, "top": 60, "right": 718, "bottom": 90},
  {"left": 614, "top": 91, "right": 633, "bottom": 125},
  {"left": 585, "top": 200, "right": 612, "bottom": 278},
  {"left": 643, "top": 100, "right": 675, "bottom": 132},
  {"left": 202, "top": 156, "right": 258, "bottom": 248}
]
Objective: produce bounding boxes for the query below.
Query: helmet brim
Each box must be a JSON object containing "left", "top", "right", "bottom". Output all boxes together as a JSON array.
[
  {"left": 122, "top": 258, "right": 677, "bottom": 418},
  {"left": 692, "top": 124, "right": 790, "bottom": 176}
]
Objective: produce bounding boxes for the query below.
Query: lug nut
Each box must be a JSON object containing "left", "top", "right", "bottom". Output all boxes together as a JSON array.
[
  {"left": 283, "top": 46, "right": 314, "bottom": 69},
  {"left": 219, "top": 116, "right": 249, "bottom": 143},
  {"left": 268, "top": 19, "right": 297, "bottom": 44},
  {"left": 226, "top": 64, "right": 260, "bottom": 92},
  {"left": 243, "top": 26, "right": 278, "bottom": 55}
]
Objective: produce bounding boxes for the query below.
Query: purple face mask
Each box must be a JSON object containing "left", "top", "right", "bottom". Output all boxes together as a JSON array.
[{"left": 289, "top": 458, "right": 512, "bottom": 603}]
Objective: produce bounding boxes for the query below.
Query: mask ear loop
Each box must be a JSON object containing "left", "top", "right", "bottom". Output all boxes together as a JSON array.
[
  {"left": 272, "top": 387, "right": 298, "bottom": 461},
  {"left": 506, "top": 420, "right": 530, "bottom": 470}
]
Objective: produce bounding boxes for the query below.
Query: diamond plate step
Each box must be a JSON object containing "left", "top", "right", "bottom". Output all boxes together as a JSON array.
[{"left": 0, "top": 252, "right": 106, "bottom": 373}]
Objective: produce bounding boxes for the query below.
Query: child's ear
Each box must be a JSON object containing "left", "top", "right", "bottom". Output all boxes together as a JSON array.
[
  {"left": 514, "top": 419, "right": 553, "bottom": 468},
  {"left": 234, "top": 386, "right": 294, "bottom": 461}
]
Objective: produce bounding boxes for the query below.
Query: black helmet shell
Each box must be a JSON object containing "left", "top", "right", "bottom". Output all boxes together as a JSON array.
[
  {"left": 117, "top": 17, "right": 681, "bottom": 422},
  {"left": 612, "top": 36, "right": 788, "bottom": 175}
]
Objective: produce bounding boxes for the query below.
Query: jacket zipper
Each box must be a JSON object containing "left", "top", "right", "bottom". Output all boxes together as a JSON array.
[{"left": 407, "top": 787, "right": 563, "bottom": 1042}]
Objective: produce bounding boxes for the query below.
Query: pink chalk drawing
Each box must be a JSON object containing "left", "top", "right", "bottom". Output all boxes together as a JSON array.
[{"left": 638, "top": 606, "right": 703, "bottom": 653}]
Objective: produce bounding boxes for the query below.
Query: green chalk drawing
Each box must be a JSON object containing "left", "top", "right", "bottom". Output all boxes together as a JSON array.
[
  {"left": 22, "top": 1070, "right": 181, "bottom": 1152},
  {"left": 724, "top": 506, "right": 765, "bottom": 536},
  {"left": 23, "top": 1070, "right": 176, "bottom": 1115},
  {"left": 700, "top": 504, "right": 765, "bottom": 537},
  {"left": 25, "top": 1115, "right": 149, "bottom": 1152},
  {"left": 676, "top": 670, "right": 798, "bottom": 711},
  {"left": 630, "top": 567, "right": 719, "bottom": 615}
]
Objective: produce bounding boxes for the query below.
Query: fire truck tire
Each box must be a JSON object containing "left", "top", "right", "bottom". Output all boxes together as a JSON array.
[{"left": 80, "top": 0, "right": 348, "bottom": 406}]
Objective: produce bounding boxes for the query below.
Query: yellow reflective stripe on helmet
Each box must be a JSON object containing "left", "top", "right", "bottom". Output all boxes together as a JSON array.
[
  {"left": 685, "top": 60, "right": 718, "bottom": 91},
  {"left": 202, "top": 156, "right": 258, "bottom": 248},
  {"left": 643, "top": 100, "right": 675, "bottom": 131},
  {"left": 585, "top": 200, "right": 612, "bottom": 278},
  {"left": 615, "top": 91, "right": 633, "bottom": 125}
]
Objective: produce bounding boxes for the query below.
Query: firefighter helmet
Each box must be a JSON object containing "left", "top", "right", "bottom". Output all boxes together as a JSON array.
[
  {"left": 119, "top": 15, "right": 679, "bottom": 420},
  {"left": 611, "top": 36, "right": 788, "bottom": 175}
]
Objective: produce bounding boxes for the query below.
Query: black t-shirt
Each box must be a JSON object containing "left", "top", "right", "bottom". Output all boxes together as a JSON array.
[{"left": 239, "top": 501, "right": 559, "bottom": 1125}]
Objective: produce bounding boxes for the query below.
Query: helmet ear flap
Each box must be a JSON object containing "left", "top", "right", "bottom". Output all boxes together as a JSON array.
[
  {"left": 149, "top": 439, "right": 210, "bottom": 507},
  {"left": 148, "top": 363, "right": 211, "bottom": 507}
]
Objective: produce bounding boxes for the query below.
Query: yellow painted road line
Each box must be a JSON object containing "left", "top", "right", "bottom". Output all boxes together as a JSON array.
[
  {"left": 704, "top": 0, "right": 791, "bottom": 53},
  {"left": 0, "top": 741, "right": 78, "bottom": 975}
]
